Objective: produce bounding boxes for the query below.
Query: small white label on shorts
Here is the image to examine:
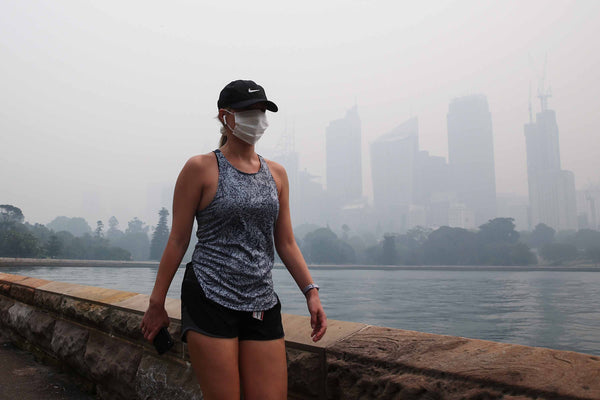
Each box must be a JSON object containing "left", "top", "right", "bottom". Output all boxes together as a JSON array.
[{"left": 252, "top": 311, "right": 264, "bottom": 321}]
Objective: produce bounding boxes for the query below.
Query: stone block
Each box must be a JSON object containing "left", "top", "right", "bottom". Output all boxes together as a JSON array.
[
  {"left": 287, "top": 347, "right": 324, "bottom": 399},
  {"left": 51, "top": 319, "right": 89, "bottom": 370},
  {"left": 0, "top": 282, "right": 11, "bottom": 295},
  {"left": 7, "top": 302, "right": 34, "bottom": 333},
  {"left": 0, "top": 295, "right": 15, "bottom": 326},
  {"left": 9, "top": 284, "right": 35, "bottom": 304},
  {"left": 106, "top": 307, "right": 144, "bottom": 340},
  {"left": 33, "top": 290, "right": 63, "bottom": 313},
  {"left": 24, "top": 309, "right": 56, "bottom": 351},
  {"left": 135, "top": 354, "right": 202, "bottom": 400},
  {"left": 60, "top": 297, "right": 111, "bottom": 328},
  {"left": 84, "top": 330, "right": 143, "bottom": 399}
]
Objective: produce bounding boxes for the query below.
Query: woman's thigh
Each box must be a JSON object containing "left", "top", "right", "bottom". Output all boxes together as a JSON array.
[
  {"left": 239, "top": 338, "right": 287, "bottom": 400},
  {"left": 186, "top": 331, "right": 240, "bottom": 400}
]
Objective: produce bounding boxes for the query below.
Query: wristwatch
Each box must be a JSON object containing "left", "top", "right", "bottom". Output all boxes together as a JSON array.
[{"left": 302, "top": 283, "right": 320, "bottom": 296}]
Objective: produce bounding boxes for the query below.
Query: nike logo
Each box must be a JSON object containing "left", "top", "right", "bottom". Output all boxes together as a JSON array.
[{"left": 248, "top": 88, "right": 260, "bottom": 93}]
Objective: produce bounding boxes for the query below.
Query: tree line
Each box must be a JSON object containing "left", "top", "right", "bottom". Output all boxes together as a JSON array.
[
  {"left": 295, "top": 218, "right": 600, "bottom": 266},
  {"left": 0, "top": 204, "right": 170, "bottom": 261},
  {"left": 3, "top": 203, "right": 600, "bottom": 266}
]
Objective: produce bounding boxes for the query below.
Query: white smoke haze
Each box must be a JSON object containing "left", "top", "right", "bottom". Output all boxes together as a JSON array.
[{"left": 1, "top": 1, "right": 599, "bottom": 228}]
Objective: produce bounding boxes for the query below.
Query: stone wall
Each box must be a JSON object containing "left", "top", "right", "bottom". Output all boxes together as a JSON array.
[{"left": 1, "top": 272, "right": 599, "bottom": 400}]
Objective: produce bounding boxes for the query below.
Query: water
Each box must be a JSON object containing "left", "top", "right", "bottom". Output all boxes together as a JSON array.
[{"left": 3, "top": 265, "right": 600, "bottom": 356}]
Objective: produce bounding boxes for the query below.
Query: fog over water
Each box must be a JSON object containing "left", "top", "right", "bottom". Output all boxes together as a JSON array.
[{"left": 2, "top": 1, "right": 600, "bottom": 227}]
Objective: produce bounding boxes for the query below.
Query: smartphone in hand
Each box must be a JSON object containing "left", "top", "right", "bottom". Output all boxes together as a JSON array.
[{"left": 153, "top": 327, "right": 174, "bottom": 355}]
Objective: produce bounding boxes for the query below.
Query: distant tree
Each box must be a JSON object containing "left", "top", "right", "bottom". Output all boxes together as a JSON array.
[
  {"left": 115, "top": 217, "right": 150, "bottom": 261},
  {"left": 293, "top": 223, "right": 322, "bottom": 240},
  {"left": 568, "top": 229, "right": 600, "bottom": 250},
  {"left": 475, "top": 218, "right": 535, "bottom": 265},
  {"left": 509, "top": 242, "right": 538, "bottom": 265},
  {"left": 364, "top": 244, "right": 381, "bottom": 265},
  {"left": 25, "top": 222, "right": 53, "bottom": 244},
  {"left": 302, "top": 227, "right": 355, "bottom": 264},
  {"left": 45, "top": 234, "right": 63, "bottom": 258},
  {"left": 150, "top": 208, "right": 170, "bottom": 261},
  {"left": 478, "top": 218, "right": 519, "bottom": 244},
  {"left": 126, "top": 217, "right": 149, "bottom": 234},
  {"left": 395, "top": 226, "right": 431, "bottom": 265},
  {"left": 47, "top": 216, "right": 92, "bottom": 237},
  {"left": 95, "top": 220, "right": 104, "bottom": 238},
  {"left": 344, "top": 234, "right": 368, "bottom": 264},
  {"left": 381, "top": 234, "right": 398, "bottom": 265},
  {"left": 555, "top": 230, "right": 577, "bottom": 244},
  {"left": 540, "top": 243, "right": 578, "bottom": 265},
  {"left": 108, "top": 216, "right": 118, "bottom": 230},
  {"left": 422, "top": 226, "right": 478, "bottom": 265},
  {"left": 0, "top": 204, "right": 24, "bottom": 224},
  {"left": 341, "top": 224, "right": 350, "bottom": 240},
  {"left": 0, "top": 228, "right": 40, "bottom": 257},
  {"left": 529, "top": 223, "right": 556, "bottom": 248},
  {"left": 105, "top": 216, "right": 124, "bottom": 242},
  {"left": 585, "top": 246, "right": 600, "bottom": 267}
]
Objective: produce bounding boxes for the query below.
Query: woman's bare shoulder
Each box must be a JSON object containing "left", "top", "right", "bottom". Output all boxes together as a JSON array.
[
  {"left": 264, "top": 158, "right": 287, "bottom": 178},
  {"left": 183, "top": 152, "right": 218, "bottom": 171},
  {"left": 176, "top": 152, "right": 218, "bottom": 186}
]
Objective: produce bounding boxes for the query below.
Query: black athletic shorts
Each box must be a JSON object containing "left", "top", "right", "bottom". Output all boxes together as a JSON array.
[{"left": 180, "top": 263, "right": 284, "bottom": 342}]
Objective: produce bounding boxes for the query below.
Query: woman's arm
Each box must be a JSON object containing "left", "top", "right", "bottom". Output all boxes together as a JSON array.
[
  {"left": 141, "top": 156, "right": 204, "bottom": 341},
  {"left": 269, "top": 161, "right": 327, "bottom": 342}
]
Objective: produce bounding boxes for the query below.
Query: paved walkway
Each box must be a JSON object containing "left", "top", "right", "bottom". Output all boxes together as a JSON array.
[{"left": 0, "top": 333, "right": 94, "bottom": 400}]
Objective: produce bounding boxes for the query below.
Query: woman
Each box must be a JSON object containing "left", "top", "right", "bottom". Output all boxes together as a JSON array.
[{"left": 140, "top": 80, "right": 327, "bottom": 400}]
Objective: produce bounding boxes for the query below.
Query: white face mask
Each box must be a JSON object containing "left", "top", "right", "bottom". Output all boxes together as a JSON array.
[{"left": 224, "top": 109, "right": 269, "bottom": 145}]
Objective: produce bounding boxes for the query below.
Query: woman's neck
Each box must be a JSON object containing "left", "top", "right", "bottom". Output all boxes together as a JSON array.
[{"left": 220, "top": 136, "right": 260, "bottom": 173}]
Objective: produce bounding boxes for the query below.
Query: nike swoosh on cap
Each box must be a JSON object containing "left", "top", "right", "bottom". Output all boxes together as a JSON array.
[{"left": 248, "top": 88, "right": 260, "bottom": 93}]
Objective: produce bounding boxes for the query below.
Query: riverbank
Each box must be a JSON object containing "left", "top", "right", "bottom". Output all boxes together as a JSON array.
[{"left": 2, "top": 257, "right": 598, "bottom": 271}]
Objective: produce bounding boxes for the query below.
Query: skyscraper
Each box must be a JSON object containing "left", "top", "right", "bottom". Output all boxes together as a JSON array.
[
  {"left": 371, "top": 117, "right": 418, "bottom": 232},
  {"left": 447, "top": 95, "right": 497, "bottom": 226},
  {"left": 524, "top": 90, "right": 577, "bottom": 231},
  {"left": 325, "top": 106, "right": 362, "bottom": 204}
]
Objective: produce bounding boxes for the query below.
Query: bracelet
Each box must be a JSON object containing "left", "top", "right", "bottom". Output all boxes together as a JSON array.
[{"left": 302, "top": 283, "right": 320, "bottom": 295}]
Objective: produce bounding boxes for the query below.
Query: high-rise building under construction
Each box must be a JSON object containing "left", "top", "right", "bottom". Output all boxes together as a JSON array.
[{"left": 524, "top": 87, "right": 577, "bottom": 231}]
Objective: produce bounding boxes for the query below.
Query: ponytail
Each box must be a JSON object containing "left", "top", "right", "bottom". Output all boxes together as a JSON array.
[{"left": 217, "top": 113, "right": 229, "bottom": 147}]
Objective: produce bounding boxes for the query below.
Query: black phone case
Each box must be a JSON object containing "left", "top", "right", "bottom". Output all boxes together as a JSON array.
[{"left": 153, "top": 327, "right": 174, "bottom": 355}]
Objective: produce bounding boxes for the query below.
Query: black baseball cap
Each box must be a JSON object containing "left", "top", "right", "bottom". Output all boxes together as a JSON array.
[{"left": 217, "top": 80, "right": 278, "bottom": 112}]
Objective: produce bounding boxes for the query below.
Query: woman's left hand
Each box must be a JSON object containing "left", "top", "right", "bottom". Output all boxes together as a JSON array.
[{"left": 306, "top": 290, "right": 327, "bottom": 342}]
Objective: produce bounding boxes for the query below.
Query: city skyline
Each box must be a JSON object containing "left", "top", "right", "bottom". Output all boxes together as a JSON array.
[{"left": 2, "top": 1, "right": 599, "bottom": 228}]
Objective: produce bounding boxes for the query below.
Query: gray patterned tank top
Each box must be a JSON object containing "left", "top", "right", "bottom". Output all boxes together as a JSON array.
[{"left": 191, "top": 149, "right": 279, "bottom": 311}]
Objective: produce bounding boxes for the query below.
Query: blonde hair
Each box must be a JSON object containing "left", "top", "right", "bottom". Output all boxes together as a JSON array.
[
  {"left": 217, "top": 113, "right": 229, "bottom": 147},
  {"left": 219, "top": 126, "right": 228, "bottom": 147}
]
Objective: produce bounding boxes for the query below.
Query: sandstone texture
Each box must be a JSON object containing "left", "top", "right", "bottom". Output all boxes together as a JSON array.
[{"left": 1, "top": 270, "right": 600, "bottom": 400}]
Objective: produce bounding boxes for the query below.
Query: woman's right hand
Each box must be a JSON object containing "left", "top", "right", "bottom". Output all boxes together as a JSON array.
[{"left": 140, "top": 302, "right": 170, "bottom": 342}]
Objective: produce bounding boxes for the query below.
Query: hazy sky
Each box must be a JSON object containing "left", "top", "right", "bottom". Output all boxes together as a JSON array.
[{"left": 2, "top": 1, "right": 599, "bottom": 228}]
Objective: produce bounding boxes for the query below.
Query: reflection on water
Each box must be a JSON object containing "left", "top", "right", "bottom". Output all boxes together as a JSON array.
[{"left": 3, "top": 266, "right": 600, "bottom": 355}]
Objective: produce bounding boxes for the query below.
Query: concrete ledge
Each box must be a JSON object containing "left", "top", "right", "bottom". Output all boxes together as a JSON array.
[{"left": 1, "top": 272, "right": 599, "bottom": 399}]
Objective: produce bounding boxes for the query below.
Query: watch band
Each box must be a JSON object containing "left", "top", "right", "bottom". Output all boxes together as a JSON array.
[{"left": 302, "top": 283, "right": 320, "bottom": 295}]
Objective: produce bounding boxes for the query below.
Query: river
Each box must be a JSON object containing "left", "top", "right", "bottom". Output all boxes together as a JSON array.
[{"left": 3, "top": 265, "right": 600, "bottom": 356}]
